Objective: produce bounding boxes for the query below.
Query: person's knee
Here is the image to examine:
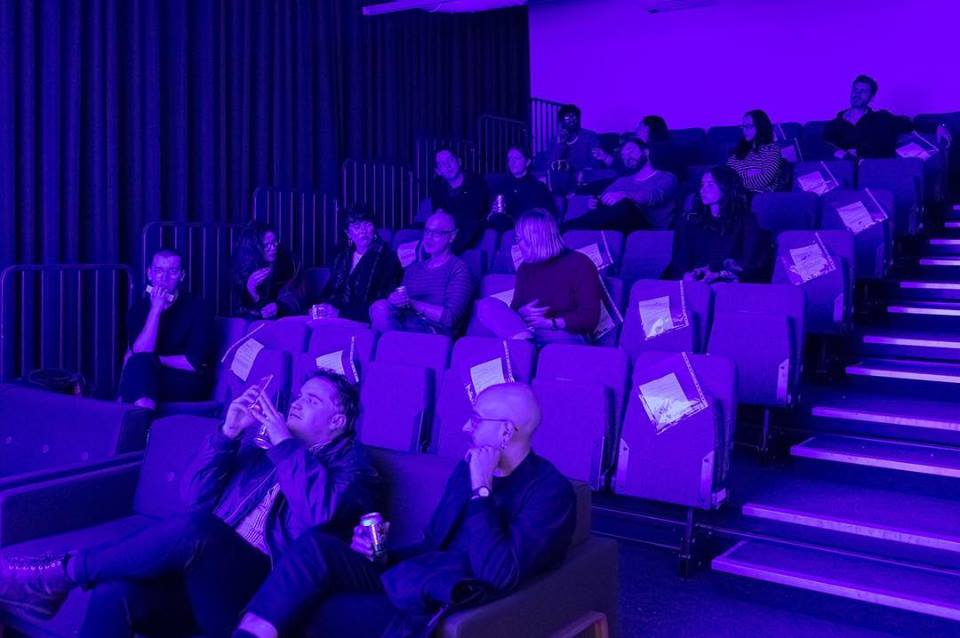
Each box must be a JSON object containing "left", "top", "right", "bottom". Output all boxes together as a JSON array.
[
  {"left": 123, "top": 352, "right": 157, "bottom": 372},
  {"left": 368, "top": 300, "right": 393, "bottom": 330},
  {"left": 172, "top": 512, "right": 222, "bottom": 542}
]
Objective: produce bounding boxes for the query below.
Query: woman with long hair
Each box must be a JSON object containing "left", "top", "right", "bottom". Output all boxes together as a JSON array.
[
  {"left": 668, "top": 165, "right": 771, "bottom": 283},
  {"left": 477, "top": 208, "right": 601, "bottom": 344},
  {"left": 231, "top": 221, "right": 305, "bottom": 318},
  {"left": 314, "top": 204, "right": 402, "bottom": 323},
  {"left": 726, "top": 109, "right": 788, "bottom": 193}
]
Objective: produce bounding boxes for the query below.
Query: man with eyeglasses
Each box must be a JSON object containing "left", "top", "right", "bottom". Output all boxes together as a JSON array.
[
  {"left": 231, "top": 382, "right": 576, "bottom": 638},
  {"left": 369, "top": 211, "right": 474, "bottom": 336},
  {"left": 117, "top": 248, "right": 215, "bottom": 410}
]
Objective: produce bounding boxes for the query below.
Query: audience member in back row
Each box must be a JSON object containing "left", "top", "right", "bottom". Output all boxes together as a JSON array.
[
  {"left": 477, "top": 209, "right": 601, "bottom": 345},
  {"left": 370, "top": 210, "right": 474, "bottom": 336},
  {"left": 232, "top": 383, "right": 576, "bottom": 638},
  {"left": 486, "top": 145, "right": 556, "bottom": 231},
  {"left": 313, "top": 204, "right": 402, "bottom": 323},
  {"left": 431, "top": 147, "right": 489, "bottom": 253},
  {"left": 565, "top": 139, "right": 678, "bottom": 232},
  {"left": 548, "top": 104, "right": 602, "bottom": 175},
  {"left": 118, "top": 248, "right": 215, "bottom": 410},
  {"left": 726, "top": 109, "right": 789, "bottom": 193},
  {"left": 232, "top": 221, "right": 305, "bottom": 319},
  {"left": 824, "top": 74, "right": 952, "bottom": 159},
  {"left": 0, "top": 370, "right": 381, "bottom": 638},
  {"left": 668, "top": 165, "right": 771, "bottom": 284}
]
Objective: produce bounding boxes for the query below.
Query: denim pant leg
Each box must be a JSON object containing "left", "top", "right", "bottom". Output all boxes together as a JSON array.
[{"left": 245, "top": 530, "right": 384, "bottom": 633}]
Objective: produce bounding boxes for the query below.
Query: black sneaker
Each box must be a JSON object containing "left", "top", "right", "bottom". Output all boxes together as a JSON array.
[{"left": 0, "top": 554, "right": 74, "bottom": 620}]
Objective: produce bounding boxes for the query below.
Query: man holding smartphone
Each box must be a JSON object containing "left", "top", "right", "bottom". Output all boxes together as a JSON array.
[
  {"left": 117, "top": 248, "right": 215, "bottom": 410},
  {"left": 0, "top": 370, "right": 382, "bottom": 638},
  {"left": 232, "top": 383, "right": 576, "bottom": 638}
]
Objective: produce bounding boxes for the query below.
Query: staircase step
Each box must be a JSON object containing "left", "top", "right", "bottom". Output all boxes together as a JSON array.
[
  {"left": 918, "top": 258, "right": 960, "bottom": 267},
  {"left": 846, "top": 358, "right": 960, "bottom": 386},
  {"left": 945, "top": 222, "right": 960, "bottom": 230},
  {"left": 857, "top": 330, "right": 960, "bottom": 361},
  {"left": 887, "top": 301, "right": 960, "bottom": 318},
  {"left": 712, "top": 540, "right": 960, "bottom": 622},
  {"left": 742, "top": 478, "right": 960, "bottom": 553},
  {"left": 894, "top": 280, "right": 960, "bottom": 301},
  {"left": 805, "top": 388, "right": 960, "bottom": 445},
  {"left": 791, "top": 435, "right": 960, "bottom": 479}
]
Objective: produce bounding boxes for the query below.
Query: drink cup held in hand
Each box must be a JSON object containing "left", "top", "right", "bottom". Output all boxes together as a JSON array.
[
  {"left": 250, "top": 374, "right": 274, "bottom": 449},
  {"left": 394, "top": 286, "right": 408, "bottom": 306},
  {"left": 493, "top": 194, "right": 506, "bottom": 215},
  {"left": 360, "top": 512, "right": 387, "bottom": 561},
  {"left": 309, "top": 304, "right": 328, "bottom": 320}
]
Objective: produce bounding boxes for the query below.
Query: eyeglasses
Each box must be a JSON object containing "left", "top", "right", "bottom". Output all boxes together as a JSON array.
[
  {"left": 262, "top": 239, "right": 280, "bottom": 249},
  {"left": 466, "top": 414, "right": 514, "bottom": 431},
  {"left": 347, "top": 221, "right": 374, "bottom": 232},
  {"left": 424, "top": 229, "right": 455, "bottom": 238},
  {"left": 149, "top": 267, "right": 183, "bottom": 278}
]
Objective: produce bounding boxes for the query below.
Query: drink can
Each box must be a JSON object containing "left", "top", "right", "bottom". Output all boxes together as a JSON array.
[
  {"left": 360, "top": 512, "right": 386, "bottom": 560},
  {"left": 494, "top": 194, "right": 506, "bottom": 214},
  {"left": 310, "top": 304, "right": 328, "bottom": 320},
  {"left": 252, "top": 424, "right": 271, "bottom": 449}
]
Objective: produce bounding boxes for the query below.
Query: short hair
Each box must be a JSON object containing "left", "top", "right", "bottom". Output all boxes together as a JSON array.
[
  {"left": 151, "top": 248, "right": 183, "bottom": 264},
  {"left": 305, "top": 369, "right": 360, "bottom": 434},
  {"left": 853, "top": 74, "right": 878, "bottom": 96},
  {"left": 507, "top": 144, "right": 533, "bottom": 159},
  {"left": 344, "top": 203, "right": 377, "bottom": 227},
  {"left": 427, "top": 209, "right": 458, "bottom": 230},
  {"left": 435, "top": 146, "right": 460, "bottom": 161},
  {"left": 558, "top": 104, "right": 581, "bottom": 120},
  {"left": 621, "top": 138, "right": 650, "bottom": 152},
  {"left": 514, "top": 209, "right": 565, "bottom": 263}
]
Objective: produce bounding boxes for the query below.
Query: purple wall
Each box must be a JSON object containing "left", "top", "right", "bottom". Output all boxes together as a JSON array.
[{"left": 529, "top": 0, "right": 960, "bottom": 132}]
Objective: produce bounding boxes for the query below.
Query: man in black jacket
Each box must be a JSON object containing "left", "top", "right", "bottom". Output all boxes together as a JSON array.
[
  {"left": 232, "top": 382, "right": 577, "bottom": 638},
  {"left": 0, "top": 370, "right": 381, "bottom": 638}
]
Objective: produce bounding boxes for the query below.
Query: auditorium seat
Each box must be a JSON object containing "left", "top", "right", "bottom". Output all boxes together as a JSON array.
[
  {"left": 449, "top": 336, "right": 537, "bottom": 382},
  {"left": 304, "top": 266, "right": 332, "bottom": 304},
  {"left": 620, "top": 279, "right": 712, "bottom": 359},
  {"left": 374, "top": 331, "right": 452, "bottom": 380},
  {"left": 216, "top": 347, "right": 293, "bottom": 413},
  {"left": 429, "top": 369, "right": 474, "bottom": 459},
  {"left": 245, "top": 318, "right": 310, "bottom": 353},
  {"left": 561, "top": 230, "right": 626, "bottom": 275},
  {"left": 799, "top": 120, "right": 835, "bottom": 161},
  {"left": 466, "top": 274, "right": 517, "bottom": 336},
  {"left": 357, "top": 362, "right": 433, "bottom": 452},
  {"left": 772, "top": 230, "right": 855, "bottom": 335},
  {"left": 0, "top": 387, "right": 152, "bottom": 491},
  {"left": 792, "top": 160, "right": 855, "bottom": 194},
  {"left": 0, "top": 415, "right": 221, "bottom": 637},
  {"left": 820, "top": 189, "right": 894, "bottom": 279},
  {"left": 531, "top": 378, "right": 614, "bottom": 488},
  {"left": 391, "top": 228, "right": 424, "bottom": 268},
  {"left": 858, "top": 158, "right": 924, "bottom": 236},
  {"left": 460, "top": 247, "right": 488, "bottom": 280},
  {"left": 307, "top": 323, "right": 377, "bottom": 362},
  {"left": 708, "top": 283, "right": 803, "bottom": 407},
  {"left": 596, "top": 276, "right": 626, "bottom": 346},
  {"left": 536, "top": 344, "right": 630, "bottom": 422},
  {"left": 613, "top": 351, "right": 736, "bottom": 508},
  {"left": 751, "top": 191, "right": 819, "bottom": 232},
  {"left": 214, "top": 316, "right": 251, "bottom": 361},
  {"left": 619, "top": 230, "right": 674, "bottom": 284},
  {"left": 705, "top": 125, "right": 742, "bottom": 164}
]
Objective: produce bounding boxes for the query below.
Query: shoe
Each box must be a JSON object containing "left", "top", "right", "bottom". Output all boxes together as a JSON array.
[{"left": 0, "top": 554, "right": 74, "bottom": 620}]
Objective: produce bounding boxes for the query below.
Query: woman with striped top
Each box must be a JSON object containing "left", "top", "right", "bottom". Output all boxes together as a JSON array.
[{"left": 726, "top": 109, "right": 789, "bottom": 193}]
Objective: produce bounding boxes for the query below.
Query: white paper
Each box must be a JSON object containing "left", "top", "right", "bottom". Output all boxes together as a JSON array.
[
  {"left": 510, "top": 244, "right": 524, "bottom": 270},
  {"left": 835, "top": 201, "right": 876, "bottom": 234},
  {"left": 489, "top": 288, "right": 515, "bottom": 306},
  {"left": 638, "top": 372, "right": 697, "bottom": 433},
  {"left": 897, "top": 142, "right": 931, "bottom": 160},
  {"left": 315, "top": 350, "right": 346, "bottom": 376},
  {"left": 230, "top": 338, "right": 265, "bottom": 382},
  {"left": 788, "top": 242, "right": 833, "bottom": 283},
  {"left": 576, "top": 242, "right": 609, "bottom": 270},
  {"left": 637, "top": 296, "right": 675, "bottom": 339},
  {"left": 469, "top": 358, "right": 507, "bottom": 396},
  {"left": 594, "top": 300, "right": 617, "bottom": 339},
  {"left": 776, "top": 358, "right": 791, "bottom": 404},
  {"left": 397, "top": 241, "right": 419, "bottom": 268},
  {"left": 796, "top": 171, "right": 829, "bottom": 195}
]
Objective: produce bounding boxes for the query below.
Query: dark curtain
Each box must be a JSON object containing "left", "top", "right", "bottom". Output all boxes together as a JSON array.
[{"left": 0, "top": 1, "right": 530, "bottom": 271}]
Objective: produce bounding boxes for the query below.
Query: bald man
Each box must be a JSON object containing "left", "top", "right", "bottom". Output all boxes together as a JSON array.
[{"left": 233, "top": 383, "right": 576, "bottom": 638}]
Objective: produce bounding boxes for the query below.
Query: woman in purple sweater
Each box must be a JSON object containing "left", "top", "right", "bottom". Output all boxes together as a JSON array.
[{"left": 477, "top": 209, "right": 601, "bottom": 345}]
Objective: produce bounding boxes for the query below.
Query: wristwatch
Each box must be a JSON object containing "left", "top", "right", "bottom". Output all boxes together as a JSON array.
[{"left": 472, "top": 485, "right": 491, "bottom": 499}]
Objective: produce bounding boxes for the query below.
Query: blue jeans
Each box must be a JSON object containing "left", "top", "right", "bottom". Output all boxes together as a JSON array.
[
  {"left": 245, "top": 530, "right": 391, "bottom": 636},
  {"left": 74, "top": 513, "right": 271, "bottom": 638}
]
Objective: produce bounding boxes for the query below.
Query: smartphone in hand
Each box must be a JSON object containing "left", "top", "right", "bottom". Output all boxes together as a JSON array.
[{"left": 145, "top": 284, "right": 176, "bottom": 303}]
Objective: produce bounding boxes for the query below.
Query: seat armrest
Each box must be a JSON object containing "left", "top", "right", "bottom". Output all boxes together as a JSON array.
[
  {"left": 0, "top": 460, "right": 142, "bottom": 547},
  {"left": 0, "top": 451, "right": 144, "bottom": 493}
]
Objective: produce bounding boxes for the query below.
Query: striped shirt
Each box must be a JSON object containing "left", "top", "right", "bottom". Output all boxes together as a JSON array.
[
  {"left": 726, "top": 143, "right": 786, "bottom": 192},
  {"left": 402, "top": 256, "right": 475, "bottom": 334},
  {"left": 234, "top": 482, "right": 280, "bottom": 555}
]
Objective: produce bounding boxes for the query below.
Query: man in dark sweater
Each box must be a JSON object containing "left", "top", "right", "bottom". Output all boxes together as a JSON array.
[
  {"left": 118, "top": 248, "right": 215, "bottom": 410},
  {"left": 824, "top": 74, "right": 952, "bottom": 159},
  {"left": 430, "top": 147, "right": 489, "bottom": 253},
  {"left": 232, "top": 383, "right": 577, "bottom": 638},
  {"left": 486, "top": 145, "right": 557, "bottom": 230},
  {"left": 0, "top": 371, "right": 382, "bottom": 638}
]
